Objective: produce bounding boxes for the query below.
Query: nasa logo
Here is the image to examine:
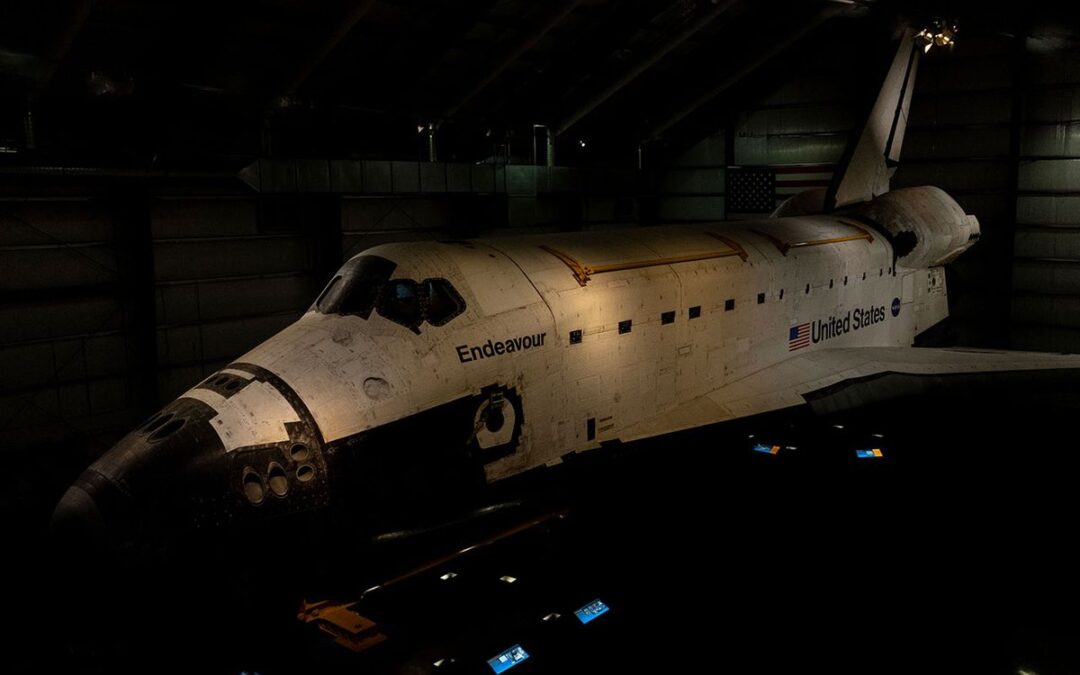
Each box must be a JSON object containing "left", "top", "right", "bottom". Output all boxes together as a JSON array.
[{"left": 891, "top": 297, "right": 901, "bottom": 317}]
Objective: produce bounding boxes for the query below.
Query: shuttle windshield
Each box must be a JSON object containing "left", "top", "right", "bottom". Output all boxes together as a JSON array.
[
  {"left": 423, "top": 278, "right": 466, "bottom": 326},
  {"left": 314, "top": 255, "right": 466, "bottom": 331},
  {"left": 380, "top": 279, "right": 423, "bottom": 327},
  {"left": 315, "top": 255, "right": 397, "bottom": 318}
]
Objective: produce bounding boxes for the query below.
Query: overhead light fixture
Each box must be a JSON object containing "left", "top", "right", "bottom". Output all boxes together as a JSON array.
[
  {"left": 916, "top": 19, "right": 958, "bottom": 54},
  {"left": 499, "top": 575, "right": 518, "bottom": 584},
  {"left": 440, "top": 572, "right": 458, "bottom": 581}
]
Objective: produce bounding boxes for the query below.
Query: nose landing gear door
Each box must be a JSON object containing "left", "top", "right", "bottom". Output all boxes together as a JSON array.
[{"left": 468, "top": 385, "right": 523, "bottom": 465}]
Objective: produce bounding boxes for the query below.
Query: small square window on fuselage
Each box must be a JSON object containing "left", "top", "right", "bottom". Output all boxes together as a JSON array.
[
  {"left": 661, "top": 311, "right": 675, "bottom": 325},
  {"left": 619, "top": 319, "right": 632, "bottom": 334},
  {"left": 689, "top": 306, "right": 701, "bottom": 319},
  {"left": 570, "top": 329, "right": 582, "bottom": 344}
]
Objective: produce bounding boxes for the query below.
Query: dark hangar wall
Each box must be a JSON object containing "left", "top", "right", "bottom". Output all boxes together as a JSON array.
[
  {"left": 2, "top": 195, "right": 322, "bottom": 507},
  {"left": 1013, "top": 47, "right": 1080, "bottom": 352}
]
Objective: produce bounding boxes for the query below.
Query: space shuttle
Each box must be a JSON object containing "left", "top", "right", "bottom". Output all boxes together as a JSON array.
[{"left": 52, "top": 28, "right": 1080, "bottom": 541}]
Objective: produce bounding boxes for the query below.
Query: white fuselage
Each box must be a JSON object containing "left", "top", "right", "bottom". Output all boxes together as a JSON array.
[{"left": 219, "top": 187, "right": 965, "bottom": 483}]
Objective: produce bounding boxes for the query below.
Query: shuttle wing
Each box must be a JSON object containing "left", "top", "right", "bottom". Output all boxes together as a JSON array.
[{"left": 620, "top": 347, "right": 1080, "bottom": 442}]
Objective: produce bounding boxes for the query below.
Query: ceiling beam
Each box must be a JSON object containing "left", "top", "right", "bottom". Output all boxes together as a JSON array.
[
  {"left": 553, "top": 0, "right": 740, "bottom": 137},
  {"left": 642, "top": 6, "right": 844, "bottom": 142},
  {"left": 443, "top": 0, "right": 584, "bottom": 119},
  {"left": 389, "top": 0, "right": 502, "bottom": 110},
  {"left": 32, "top": 0, "right": 94, "bottom": 96},
  {"left": 278, "top": 0, "right": 378, "bottom": 100}
]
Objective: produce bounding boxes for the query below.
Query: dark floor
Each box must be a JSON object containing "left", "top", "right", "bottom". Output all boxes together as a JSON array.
[{"left": 7, "top": 379, "right": 1080, "bottom": 675}]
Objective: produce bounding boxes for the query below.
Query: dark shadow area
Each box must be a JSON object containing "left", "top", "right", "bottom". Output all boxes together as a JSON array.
[{"left": 7, "top": 376, "right": 1080, "bottom": 675}]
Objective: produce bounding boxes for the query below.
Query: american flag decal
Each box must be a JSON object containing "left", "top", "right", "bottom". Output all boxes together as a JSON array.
[{"left": 788, "top": 323, "right": 810, "bottom": 351}]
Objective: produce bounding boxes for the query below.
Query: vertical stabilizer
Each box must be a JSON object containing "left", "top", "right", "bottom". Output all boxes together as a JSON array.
[{"left": 827, "top": 29, "right": 921, "bottom": 210}]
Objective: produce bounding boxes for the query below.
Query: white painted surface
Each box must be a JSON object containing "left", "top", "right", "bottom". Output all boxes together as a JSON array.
[
  {"left": 181, "top": 381, "right": 300, "bottom": 451},
  {"left": 178, "top": 190, "right": 1080, "bottom": 485}
]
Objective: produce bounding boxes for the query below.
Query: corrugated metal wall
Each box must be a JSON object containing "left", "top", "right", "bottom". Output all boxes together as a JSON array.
[
  {"left": 657, "top": 67, "right": 860, "bottom": 223},
  {"left": 1014, "top": 49, "right": 1080, "bottom": 352},
  {"left": 1, "top": 200, "right": 134, "bottom": 459},
  {"left": 248, "top": 159, "right": 646, "bottom": 234},
  {"left": 152, "top": 197, "right": 319, "bottom": 401},
  {"left": 659, "top": 132, "right": 727, "bottom": 221},
  {"left": 732, "top": 91, "right": 854, "bottom": 167}
]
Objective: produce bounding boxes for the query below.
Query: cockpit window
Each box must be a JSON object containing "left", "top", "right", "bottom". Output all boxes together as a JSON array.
[
  {"left": 424, "top": 278, "right": 466, "bottom": 326},
  {"left": 376, "top": 278, "right": 466, "bottom": 332},
  {"left": 315, "top": 257, "right": 467, "bottom": 332},
  {"left": 314, "top": 275, "right": 342, "bottom": 310},
  {"left": 378, "top": 279, "right": 423, "bottom": 329},
  {"left": 315, "top": 255, "right": 397, "bottom": 318}
]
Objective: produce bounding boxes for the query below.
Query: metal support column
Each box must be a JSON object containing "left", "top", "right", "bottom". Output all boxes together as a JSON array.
[
  {"left": 426, "top": 123, "right": 438, "bottom": 163},
  {"left": 23, "top": 100, "right": 35, "bottom": 151}
]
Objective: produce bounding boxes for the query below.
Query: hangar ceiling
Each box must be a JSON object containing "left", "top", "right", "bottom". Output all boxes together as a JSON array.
[{"left": 1, "top": 0, "right": 1070, "bottom": 166}]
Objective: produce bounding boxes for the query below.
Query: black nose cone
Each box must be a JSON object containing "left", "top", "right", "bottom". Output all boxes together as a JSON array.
[
  {"left": 51, "top": 484, "right": 105, "bottom": 541},
  {"left": 50, "top": 470, "right": 135, "bottom": 548}
]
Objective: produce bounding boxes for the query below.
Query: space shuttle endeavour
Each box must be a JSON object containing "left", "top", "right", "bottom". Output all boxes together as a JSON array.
[{"left": 52, "top": 28, "right": 1080, "bottom": 540}]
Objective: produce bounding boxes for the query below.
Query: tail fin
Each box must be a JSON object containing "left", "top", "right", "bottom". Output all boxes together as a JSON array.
[{"left": 826, "top": 28, "right": 921, "bottom": 211}]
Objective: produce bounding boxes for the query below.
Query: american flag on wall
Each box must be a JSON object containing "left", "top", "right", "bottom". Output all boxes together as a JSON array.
[
  {"left": 725, "top": 167, "right": 774, "bottom": 213},
  {"left": 726, "top": 164, "right": 837, "bottom": 219},
  {"left": 788, "top": 323, "right": 811, "bottom": 351}
]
